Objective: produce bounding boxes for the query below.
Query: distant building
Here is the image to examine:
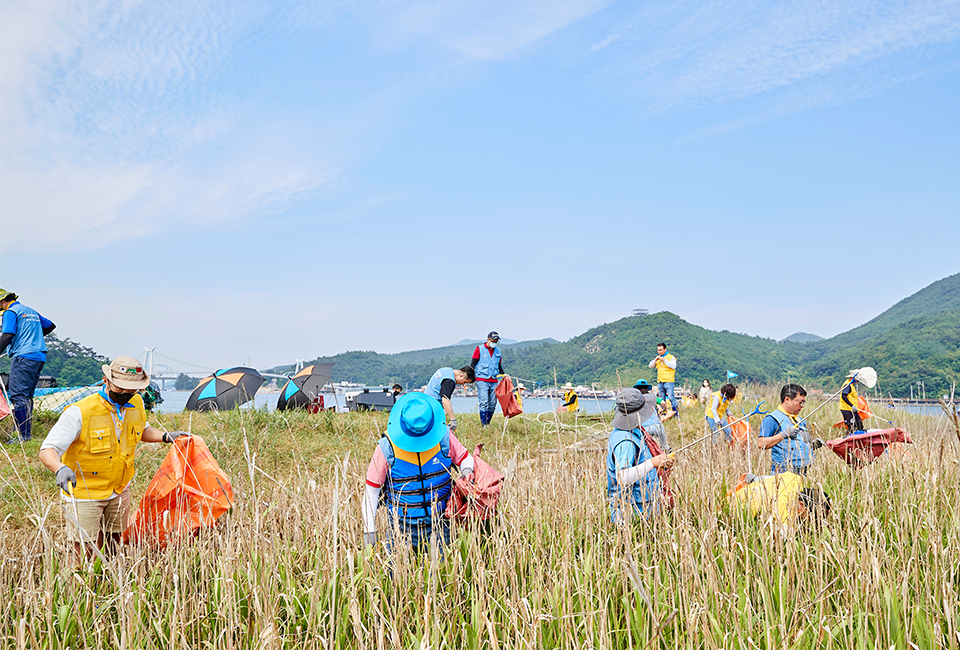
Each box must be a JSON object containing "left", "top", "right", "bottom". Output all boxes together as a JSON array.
[{"left": 632, "top": 309, "right": 649, "bottom": 317}]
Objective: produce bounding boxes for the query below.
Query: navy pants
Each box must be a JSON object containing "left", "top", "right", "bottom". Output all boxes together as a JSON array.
[
  {"left": 8, "top": 356, "right": 44, "bottom": 440},
  {"left": 385, "top": 516, "right": 451, "bottom": 558}
]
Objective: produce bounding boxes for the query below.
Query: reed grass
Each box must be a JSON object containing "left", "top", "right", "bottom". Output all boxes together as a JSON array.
[{"left": 1, "top": 387, "right": 958, "bottom": 649}]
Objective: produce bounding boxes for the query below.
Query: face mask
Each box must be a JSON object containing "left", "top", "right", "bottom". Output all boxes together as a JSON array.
[
  {"left": 109, "top": 390, "right": 135, "bottom": 405},
  {"left": 488, "top": 341, "right": 498, "bottom": 348}
]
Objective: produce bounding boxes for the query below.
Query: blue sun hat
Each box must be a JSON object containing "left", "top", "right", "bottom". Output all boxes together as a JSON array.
[{"left": 386, "top": 392, "right": 447, "bottom": 453}]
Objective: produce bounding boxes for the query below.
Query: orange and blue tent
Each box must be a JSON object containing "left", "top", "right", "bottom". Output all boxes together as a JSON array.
[{"left": 185, "top": 367, "right": 262, "bottom": 411}]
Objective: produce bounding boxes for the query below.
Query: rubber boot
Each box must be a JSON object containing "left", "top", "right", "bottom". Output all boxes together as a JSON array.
[
  {"left": 484, "top": 410, "right": 495, "bottom": 427},
  {"left": 479, "top": 411, "right": 488, "bottom": 426}
]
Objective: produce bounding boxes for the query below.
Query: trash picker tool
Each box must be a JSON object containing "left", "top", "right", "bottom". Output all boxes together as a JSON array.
[{"left": 670, "top": 401, "right": 769, "bottom": 457}]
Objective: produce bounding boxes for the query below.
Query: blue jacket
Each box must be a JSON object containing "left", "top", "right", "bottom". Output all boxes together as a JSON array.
[
  {"left": 474, "top": 346, "right": 502, "bottom": 380},
  {"left": 760, "top": 408, "right": 814, "bottom": 473},
  {"left": 606, "top": 427, "right": 661, "bottom": 522},
  {"left": 424, "top": 368, "right": 455, "bottom": 401},
  {"left": 1, "top": 302, "right": 51, "bottom": 361},
  {"left": 379, "top": 432, "right": 453, "bottom": 522}
]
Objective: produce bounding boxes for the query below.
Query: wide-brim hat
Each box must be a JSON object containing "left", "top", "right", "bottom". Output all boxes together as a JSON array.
[
  {"left": 102, "top": 355, "right": 150, "bottom": 390},
  {"left": 386, "top": 392, "right": 447, "bottom": 453},
  {"left": 562, "top": 382, "right": 575, "bottom": 390},
  {"left": 516, "top": 383, "right": 525, "bottom": 389},
  {"left": 612, "top": 388, "right": 656, "bottom": 430},
  {"left": 634, "top": 379, "right": 652, "bottom": 390}
]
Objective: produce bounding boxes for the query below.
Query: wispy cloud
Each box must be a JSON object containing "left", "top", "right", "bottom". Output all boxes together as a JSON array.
[
  {"left": 587, "top": 0, "right": 960, "bottom": 117},
  {"left": 0, "top": 0, "right": 603, "bottom": 252}
]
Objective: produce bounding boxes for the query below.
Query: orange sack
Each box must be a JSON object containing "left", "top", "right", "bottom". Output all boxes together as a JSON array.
[
  {"left": 495, "top": 376, "right": 523, "bottom": 418},
  {"left": 125, "top": 435, "right": 233, "bottom": 546},
  {"left": 445, "top": 444, "right": 504, "bottom": 521}
]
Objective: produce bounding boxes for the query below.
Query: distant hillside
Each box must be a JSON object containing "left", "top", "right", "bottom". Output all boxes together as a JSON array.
[
  {"left": 0, "top": 335, "right": 108, "bottom": 387},
  {"left": 263, "top": 274, "right": 960, "bottom": 397},
  {"left": 781, "top": 332, "right": 824, "bottom": 343},
  {"left": 822, "top": 273, "right": 960, "bottom": 350},
  {"left": 266, "top": 338, "right": 559, "bottom": 390}
]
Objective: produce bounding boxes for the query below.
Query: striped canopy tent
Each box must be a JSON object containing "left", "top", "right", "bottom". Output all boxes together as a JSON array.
[
  {"left": 278, "top": 363, "right": 334, "bottom": 411},
  {"left": 185, "top": 367, "right": 263, "bottom": 412}
]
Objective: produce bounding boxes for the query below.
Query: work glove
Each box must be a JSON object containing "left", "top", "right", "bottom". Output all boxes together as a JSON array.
[
  {"left": 782, "top": 425, "right": 799, "bottom": 440},
  {"left": 811, "top": 438, "right": 825, "bottom": 450},
  {"left": 851, "top": 408, "right": 859, "bottom": 416},
  {"left": 56, "top": 466, "right": 77, "bottom": 494},
  {"left": 363, "top": 531, "right": 378, "bottom": 547},
  {"left": 162, "top": 431, "right": 190, "bottom": 443},
  {"left": 744, "top": 473, "right": 757, "bottom": 484},
  {"left": 449, "top": 418, "right": 457, "bottom": 432}
]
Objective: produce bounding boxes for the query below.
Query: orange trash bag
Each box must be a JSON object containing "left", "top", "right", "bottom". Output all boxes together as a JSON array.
[
  {"left": 495, "top": 376, "right": 523, "bottom": 418},
  {"left": 445, "top": 444, "right": 504, "bottom": 521},
  {"left": 729, "top": 418, "right": 750, "bottom": 446},
  {"left": 125, "top": 435, "right": 233, "bottom": 546}
]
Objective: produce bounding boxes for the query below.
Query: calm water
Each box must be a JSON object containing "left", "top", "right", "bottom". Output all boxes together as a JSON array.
[{"left": 153, "top": 391, "right": 616, "bottom": 415}]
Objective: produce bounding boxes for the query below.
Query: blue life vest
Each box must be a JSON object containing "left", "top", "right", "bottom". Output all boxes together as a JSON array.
[
  {"left": 379, "top": 432, "right": 452, "bottom": 522},
  {"left": 474, "top": 346, "right": 501, "bottom": 380},
  {"left": 424, "top": 367, "right": 455, "bottom": 401},
  {"left": 606, "top": 427, "right": 661, "bottom": 522},
  {"left": 4, "top": 302, "right": 47, "bottom": 360},
  {"left": 764, "top": 409, "right": 813, "bottom": 473}
]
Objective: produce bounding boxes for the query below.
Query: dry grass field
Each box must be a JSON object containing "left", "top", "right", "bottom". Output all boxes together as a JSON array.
[{"left": 1, "top": 388, "right": 958, "bottom": 649}]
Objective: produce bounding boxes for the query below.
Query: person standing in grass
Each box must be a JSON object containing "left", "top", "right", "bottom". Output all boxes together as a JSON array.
[
  {"left": 698, "top": 379, "right": 713, "bottom": 405},
  {"left": 705, "top": 383, "right": 737, "bottom": 441},
  {"left": 560, "top": 383, "right": 579, "bottom": 412},
  {"left": 607, "top": 387, "right": 674, "bottom": 523},
  {"left": 423, "top": 365, "right": 475, "bottom": 432},
  {"left": 758, "top": 383, "right": 817, "bottom": 475},
  {"left": 38, "top": 357, "right": 188, "bottom": 557},
  {"left": 839, "top": 371, "right": 864, "bottom": 433},
  {"left": 648, "top": 343, "right": 678, "bottom": 416},
  {"left": 0, "top": 289, "right": 56, "bottom": 444},
  {"left": 471, "top": 331, "right": 504, "bottom": 427},
  {"left": 363, "top": 392, "right": 474, "bottom": 555}
]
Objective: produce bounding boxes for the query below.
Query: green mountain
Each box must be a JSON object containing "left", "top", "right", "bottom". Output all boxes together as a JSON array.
[
  {"left": 286, "top": 273, "right": 960, "bottom": 397},
  {"left": 781, "top": 332, "right": 824, "bottom": 343},
  {"left": 0, "top": 335, "right": 109, "bottom": 387}
]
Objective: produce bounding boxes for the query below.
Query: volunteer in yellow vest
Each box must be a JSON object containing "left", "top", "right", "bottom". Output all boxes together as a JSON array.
[
  {"left": 39, "top": 357, "right": 188, "bottom": 555},
  {"left": 705, "top": 383, "right": 737, "bottom": 441},
  {"left": 839, "top": 371, "right": 864, "bottom": 433},
  {"left": 728, "top": 472, "right": 831, "bottom": 529},
  {"left": 561, "top": 383, "right": 579, "bottom": 412},
  {"left": 648, "top": 343, "right": 678, "bottom": 415}
]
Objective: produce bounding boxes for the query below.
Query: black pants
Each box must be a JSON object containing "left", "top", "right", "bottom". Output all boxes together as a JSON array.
[{"left": 842, "top": 410, "right": 863, "bottom": 434}]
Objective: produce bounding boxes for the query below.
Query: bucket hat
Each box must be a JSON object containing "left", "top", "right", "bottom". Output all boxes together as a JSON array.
[
  {"left": 102, "top": 356, "right": 151, "bottom": 390},
  {"left": 562, "top": 382, "right": 575, "bottom": 390},
  {"left": 387, "top": 392, "right": 447, "bottom": 453},
  {"left": 634, "top": 379, "right": 652, "bottom": 391},
  {"left": 612, "top": 388, "right": 656, "bottom": 430}
]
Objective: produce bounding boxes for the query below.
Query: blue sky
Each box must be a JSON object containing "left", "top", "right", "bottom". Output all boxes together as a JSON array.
[{"left": 2, "top": 0, "right": 959, "bottom": 371}]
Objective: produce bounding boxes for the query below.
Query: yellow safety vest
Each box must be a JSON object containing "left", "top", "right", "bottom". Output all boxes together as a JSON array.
[
  {"left": 730, "top": 472, "right": 804, "bottom": 524},
  {"left": 705, "top": 390, "right": 731, "bottom": 419},
  {"left": 655, "top": 354, "right": 677, "bottom": 383},
  {"left": 60, "top": 393, "right": 145, "bottom": 499},
  {"left": 563, "top": 390, "right": 579, "bottom": 412},
  {"left": 839, "top": 378, "right": 858, "bottom": 412}
]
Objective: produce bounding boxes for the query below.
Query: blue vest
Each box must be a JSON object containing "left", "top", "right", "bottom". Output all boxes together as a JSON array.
[
  {"left": 379, "top": 432, "right": 452, "bottom": 522},
  {"left": 4, "top": 302, "right": 47, "bottom": 360},
  {"left": 424, "top": 367, "right": 455, "bottom": 401},
  {"left": 474, "top": 346, "right": 501, "bottom": 380},
  {"left": 606, "top": 427, "right": 661, "bottom": 521},
  {"left": 764, "top": 409, "right": 813, "bottom": 473}
]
